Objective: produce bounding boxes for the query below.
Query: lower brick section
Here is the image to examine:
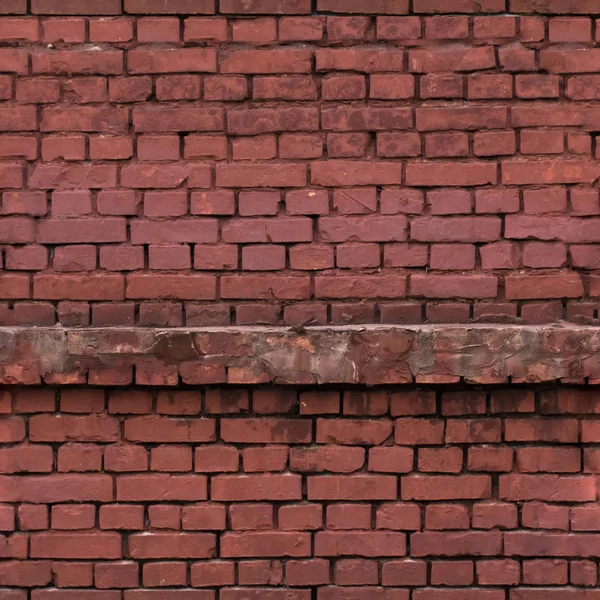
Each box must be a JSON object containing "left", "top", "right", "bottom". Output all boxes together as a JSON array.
[{"left": 1, "top": 385, "right": 600, "bottom": 598}]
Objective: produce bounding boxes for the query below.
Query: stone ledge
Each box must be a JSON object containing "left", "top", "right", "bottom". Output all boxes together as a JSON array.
[{"left": 1, "top": 325, "right": 598, "bottom": 386}]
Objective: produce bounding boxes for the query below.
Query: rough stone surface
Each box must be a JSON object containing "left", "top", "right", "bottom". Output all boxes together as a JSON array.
[{"left": 1, "top": 325, "right": 600, "bottom": 385}]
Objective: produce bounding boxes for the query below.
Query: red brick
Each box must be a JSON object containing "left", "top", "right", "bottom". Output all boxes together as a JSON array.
[
  {"left": 228, "top": 106, "right": 317, "bottom": 135},
  {"left": 446, "top": 419, "right": 502, "bottom": 443},
  {"left": 376, "top": 16, "right": 420, "bottom": 39},
  {"left": 521, "top": 502, "right": 569, "bottom": 530},
  {"left": 418, "top": 447, "right": 462, "bottom": 473},
  {"left": 0, "top": 445, "right": 53, "bottom": 473},
  {"left": 425, "top": 132, "right": 469, "bottom": 158},
  {"left": 500, "top": 475, "right": 595, "bottom": 502},
  {"left": 49, "top": 562, "right": 93, "bottom": 588},
  {"left": 94, "top": 562, "right": 139, "bottom": 589},
  {"left": 426, "top": 504, "right": 470, "bottom": 530},
  {"left": 420, "top": 73, "right": 463, "bottom": 98},
  {"left": 104, "top": 444, "right": 147, "bottom": 472},
  {"left": 212, "top": 474, "right": 302, "bottom": 501},
  {"left": 334, "top": 559, "right": 378, "bottom": 585},
  {"left": 279, "top": 504, "right": 322, "bottom": 530},
  {"left": 406, "top": 162, "right": 497, "bottom": 187},
  {"left": 17, "top": 504, "right": 47, "bottom": 531},
  {"left": 469, "top": 74, "right": 513, "bottom": 99},
  {"left": 328, "top": 133, "right": 370, "bottom": 158},
  {"left": 123, "top": 416, "right": 215, "bottom": 443},
  {"left": 217, "top": 163, "right": 306, "bottom": 188},
  {"left": 425, "top": 16, "right": 468, "bottom": 38},
  {"left": 51, "top": 504, "right": 95, "bottom": 530},
  {"left": 243, "top": 446, "right": 287, "bottom": 472},
  {"left": 0, "top": 559, "right": 51, "bottom": 586},
  {"left": 402, "top": 475, "right": 492, "bottom": 501},
  {"left": 99, "top": 505, "right": 144, "bottom": 531},
  {"left": 126, "top": 274, "right": 216, "bottom": 300},
  {"left": 468, "top": 447, "right": 514, "bottom": 472},
  {"left": 57, "top": 443, "right": 102, "bottom": 472},
  {"left": 155, "top": 75, "right": 201, "bottom": 101},
  {"left": 88, "top": 17, "right": 133, "bottom": 40},
  {"left": 127, "top": 532, "right": 216, "bottom": 559},
  {"left": 42, "top": 17, "right": 84, "bottom": 42},
  {"left": 474, "top": 15, "right": 516, "bottom": 37},
  {"left": 315, "top": 531, "right": 406, "bottom": 557},
  {"left": 234, "top": 561, "right": 281, "bottom": 586},
  {"left": 128, "top": 48, "right": 215, "bottom": 75},
  {"left": 290, "top": 244, "right": 334, "bottom": 270},
  {"left": 286, "top": 559, "right": 330, "bottom": 586},
  {"left": 150, "top": 445, "right": 192, "bottom": 472},
  {"left": 121, "top": 162, "right": 211, "bottom": 189},
  {"left": 30, "top": 532, "right": 121, "bottom": 559},
  {"left": 473, "top": 502, "right": 518, "bottom": 530},
  {"left": 382, "top": 559, "right": 426, "bottom": 586},
  {"left": 377, "top": 132, "right": 421, "bottom": 158},
  {"left": 517, "top": 446, "right": 580, "bottom": 473},
  {"left": 316, "top": 275, "right": 406, "bottom": 299},
  {"left": 325, "top": 504, "right": 371, "bottom": 530},
  {"left": 190, "top": 561, "right": 235, "bottom": 587},
  {"left": 0, "top": 136, "right": 37, "bottom": 160},
  {"left": 431, "top": 560, "right": 474, "bottom": 585},
  {"left": 316, "top": 48, "right": 404, "bottom": 72},
  {"left": 571, "top": 560, "right": 598, "bottom": 586},
  {"left": 322, "top": 75, "right": 366, "bottom": 101},
  {"left": 221, "top": 531, "right": 311, "bottom": 557},
  {"left": 499, "top": 45, "right": 536, "bottom": 71},
  {"left": 116, "top": 474, "right": 206, "bottom": 501},
  {"left": 17, "top": 79, "right": 61, "bottom": 104},
  {"left": 410, "top": 46, "right": 496, "bottom": 73},
  {"left": 317, "top": 418, "right": 392, "bottom": 445},
  {"left": 0, "top": 16, "right": 38, "bottom": 40},
  {"left": 504, "top": 531, "right": 600, "bottom": 558},
  {"left": 142, "top": 562, "right": 186, "bottom": 587},
  {"left": 389, "top": 392, "right": 435, "bottom": 416},
  {"left": 229, "top": 503, "right": 273, "bottom": 530},
  {"left": 411, "top": 531, "right": 502, "bottom": 557},
  {"left": 517, "top": 74, "right": 560, "bottom": 99},
  {"left": 308, "top": 475, "right": 397, "bottom": 500},
  {"left": 221, "top": 49, "right": 311, "bottom": 74},
  {"left": 477, "top": 559, "right": 521, "bottom": 586},
  {"left": 280, "top": 134, "right": 323, "bottom": 159},
  {"left": 31, "top": 50, "right": 122, "bottom": 76},
  {"left": 322, "top": 107, "right": 411, "bottom": 132},
  {"left": 321, "top": 0, "right": 408, "bottom": 12},
  {"left": 181, "top": 504, "right": 226, "bottom": 531},
  {"left": 290, "top": 446, "right": 365, "bottom": 473},
  {"left": 0, "top": 48, "right": 29, "bottom": 75},
  {"left": 133, "top": 106, "right": 223, "bottom": 133}
]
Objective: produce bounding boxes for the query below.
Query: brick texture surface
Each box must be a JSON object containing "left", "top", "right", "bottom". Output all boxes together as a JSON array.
[
  {"left": 1, "top": 385, "right": 600, "bottom": 598},
  {"left": 3, "top": 2, "right": 600, "bottom": 325}
]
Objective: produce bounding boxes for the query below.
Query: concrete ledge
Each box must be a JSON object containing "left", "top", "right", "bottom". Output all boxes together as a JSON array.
[{"left": 1, "top": 325, "right": 598, "bottom": 386}]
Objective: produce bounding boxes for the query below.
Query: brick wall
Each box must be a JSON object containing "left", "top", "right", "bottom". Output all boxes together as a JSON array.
[
  {"left": 3, "top": 3, "right": 599, "bottom": 596},
  {"left": 1, "top": 385, "right": 600, "bottom": 599},
  {"left": 2, "top": 0, "right": 600, "bottom": 326}
]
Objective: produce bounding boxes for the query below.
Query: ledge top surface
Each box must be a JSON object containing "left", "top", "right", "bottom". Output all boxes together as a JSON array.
[{"left": 1, "top": 324, "right": 598, "bottom": 386}]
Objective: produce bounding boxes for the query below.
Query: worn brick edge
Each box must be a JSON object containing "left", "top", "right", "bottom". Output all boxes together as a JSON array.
[{"left": 1, "top": 325, "right": 599, "bottom": 386}]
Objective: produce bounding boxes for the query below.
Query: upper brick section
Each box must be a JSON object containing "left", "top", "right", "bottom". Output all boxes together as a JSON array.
[
  {"left": 2, "top": 2, "right": 600, "bottom": 326},
  {"left": 10, "top": 1, "right": 600, "bottom": 14}
]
